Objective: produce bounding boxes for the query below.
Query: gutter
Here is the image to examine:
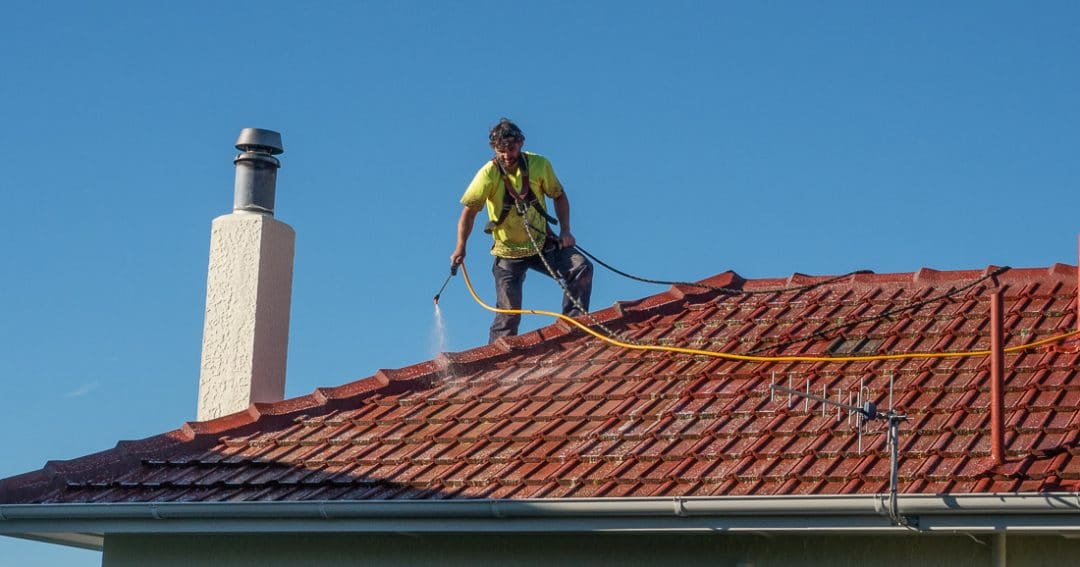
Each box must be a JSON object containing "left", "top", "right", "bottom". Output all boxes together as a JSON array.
[{"left": 3, "top": 493, "right": 1080, "bottom": 551}]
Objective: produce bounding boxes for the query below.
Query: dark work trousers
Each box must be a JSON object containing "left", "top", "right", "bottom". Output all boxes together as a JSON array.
[{"left": 489, "top": 246, "right": 594, "bottom": 343}]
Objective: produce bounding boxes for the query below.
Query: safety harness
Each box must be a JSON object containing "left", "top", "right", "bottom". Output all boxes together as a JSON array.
[{"left": 483, "top": 153, "right": 558, "bottom": 235}]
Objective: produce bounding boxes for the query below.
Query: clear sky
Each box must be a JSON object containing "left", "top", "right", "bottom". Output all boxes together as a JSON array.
[{"left": 2, "top": 2, "right": 1078, "bottom": 564}]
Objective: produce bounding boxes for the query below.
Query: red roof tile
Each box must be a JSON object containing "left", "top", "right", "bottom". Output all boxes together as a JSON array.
[{"left": 4, "top": 264, "right": 1080, "bottom": 504}]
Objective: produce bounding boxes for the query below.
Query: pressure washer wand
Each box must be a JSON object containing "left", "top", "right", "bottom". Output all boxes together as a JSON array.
[{"left": 432, "top": 264, "right": 459, "bottom": 305}]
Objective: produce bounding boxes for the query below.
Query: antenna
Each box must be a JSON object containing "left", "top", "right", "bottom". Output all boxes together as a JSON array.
[{"left": 769, "top": 375, "right": 910, "bottom": 527}]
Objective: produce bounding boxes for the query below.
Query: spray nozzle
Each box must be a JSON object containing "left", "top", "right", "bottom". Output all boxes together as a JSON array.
[{"left": 433, "top": 264, "right": 460, "bottom": 305}]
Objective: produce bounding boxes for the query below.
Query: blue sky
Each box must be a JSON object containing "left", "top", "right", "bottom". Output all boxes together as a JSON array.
[{"left": 2, "top": 2, "right": 1078, "bottom": 564}]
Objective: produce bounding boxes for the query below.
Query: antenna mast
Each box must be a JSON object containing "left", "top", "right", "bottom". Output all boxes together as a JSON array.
[{"left": 770, "top": 375, "right": 910, "bottom": 527}]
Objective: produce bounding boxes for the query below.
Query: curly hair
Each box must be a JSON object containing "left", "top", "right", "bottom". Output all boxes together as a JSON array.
[{"left": 488, "top": 118, "right": 525, "bottom": 148}]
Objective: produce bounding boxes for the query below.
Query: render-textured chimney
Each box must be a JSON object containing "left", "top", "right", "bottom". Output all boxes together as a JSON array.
[{"left": 197, "top": 128, "right": 295, "bottom": 421}]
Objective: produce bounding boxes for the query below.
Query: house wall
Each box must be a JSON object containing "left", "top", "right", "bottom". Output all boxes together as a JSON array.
[{"left": 102, "top": 532, "right": 1080, "bottom": 566}]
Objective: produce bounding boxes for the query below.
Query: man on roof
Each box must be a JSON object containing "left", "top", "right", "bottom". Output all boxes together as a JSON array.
[{"left": 451, "top": 118, "right": 593, "bottom": 343}]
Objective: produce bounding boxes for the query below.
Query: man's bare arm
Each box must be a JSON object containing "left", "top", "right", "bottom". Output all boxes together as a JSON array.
[
  {"left": 451, "top": 205, "right": 481, "bottom": 266},
  {"left": 553, "top": 192, "right": 575, "bottom": 249}
]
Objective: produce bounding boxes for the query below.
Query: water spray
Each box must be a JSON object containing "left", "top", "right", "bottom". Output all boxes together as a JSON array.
[{"left": 432, "top": 264, "right": 459, "bottom": 305}]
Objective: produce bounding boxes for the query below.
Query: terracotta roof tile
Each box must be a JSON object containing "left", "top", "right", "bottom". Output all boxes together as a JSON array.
[{"left": 6, "top": 265, "right": 1080, "bottom": 504}]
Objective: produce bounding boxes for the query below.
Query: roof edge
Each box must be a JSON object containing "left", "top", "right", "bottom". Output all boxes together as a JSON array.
[{"left": 0, "top": 428, "right": 208, "bottom": 505}]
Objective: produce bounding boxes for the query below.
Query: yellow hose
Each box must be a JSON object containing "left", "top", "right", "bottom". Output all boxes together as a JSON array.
[{"left": 459, "top": 263, "right": 1080, "bottom": 363}]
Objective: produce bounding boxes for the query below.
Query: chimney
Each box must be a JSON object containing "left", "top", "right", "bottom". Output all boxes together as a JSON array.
[{"left": 197, "top": 128, "right": 295, "bottom": 421}]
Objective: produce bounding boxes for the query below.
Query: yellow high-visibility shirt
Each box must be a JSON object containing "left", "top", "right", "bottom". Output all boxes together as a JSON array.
[{"left": 460, "top": 152, "right": 564, "bottom": 259}]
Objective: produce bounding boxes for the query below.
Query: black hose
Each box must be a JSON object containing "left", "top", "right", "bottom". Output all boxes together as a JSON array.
[{"left": 574, "top": 244, "right": 873, "bottom": 296}]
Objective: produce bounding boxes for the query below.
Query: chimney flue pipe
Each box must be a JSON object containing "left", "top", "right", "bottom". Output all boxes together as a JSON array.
[{"left": 233, "top": 128, "right": 284, "bottom": 215}]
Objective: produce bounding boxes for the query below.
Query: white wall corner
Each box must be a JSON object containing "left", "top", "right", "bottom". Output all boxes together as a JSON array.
[{"left": 197, "top": 212, "right": 295, "bottom": 421}]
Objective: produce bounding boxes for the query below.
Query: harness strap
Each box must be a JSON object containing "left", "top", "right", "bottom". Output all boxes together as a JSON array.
[{"left": 485, "top": 154, "right": 558, "bottom": 234}]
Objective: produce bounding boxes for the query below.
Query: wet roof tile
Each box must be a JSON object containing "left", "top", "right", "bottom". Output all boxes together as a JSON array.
[{"left": 5, "top": 265, "right": 1080, "bottom": 504}]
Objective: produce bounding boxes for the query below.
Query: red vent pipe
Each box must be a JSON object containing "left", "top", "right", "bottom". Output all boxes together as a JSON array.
[{"left": 990, "top": 288, "right": 1005, "bottom": 466}]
